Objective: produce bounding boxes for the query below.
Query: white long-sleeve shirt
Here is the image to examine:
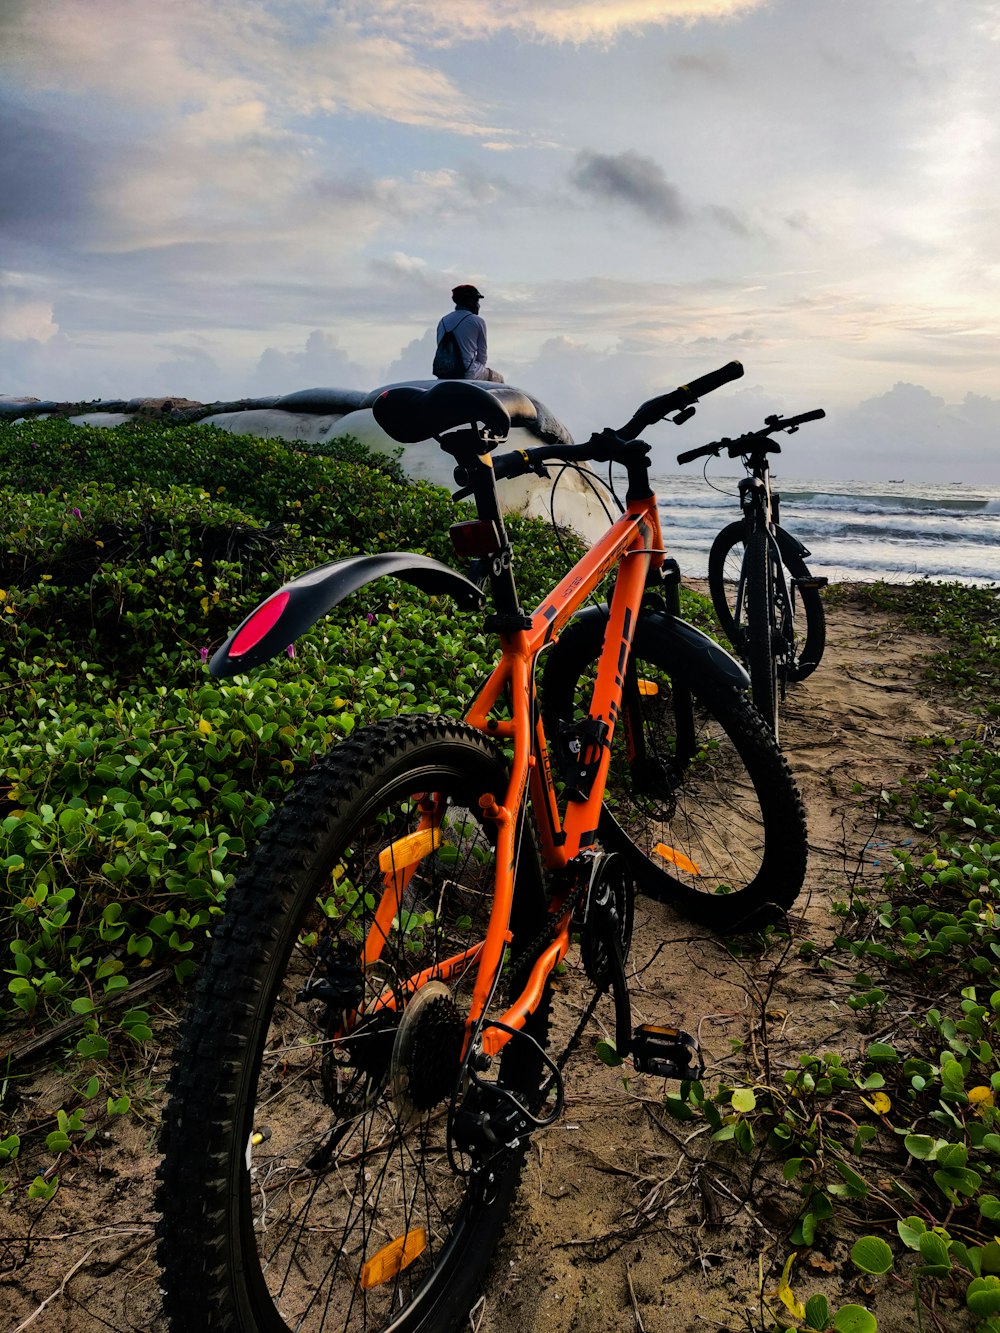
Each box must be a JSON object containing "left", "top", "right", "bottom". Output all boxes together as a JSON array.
[{"left": 436, "top": 309, "right": 490, "bottom": 379}]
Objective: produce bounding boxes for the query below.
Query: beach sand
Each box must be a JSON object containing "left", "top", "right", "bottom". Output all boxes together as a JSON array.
[{"left": 1, "top": 587, "right": 969, "bottom": 1332}]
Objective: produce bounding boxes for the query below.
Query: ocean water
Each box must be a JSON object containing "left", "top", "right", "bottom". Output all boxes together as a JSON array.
[{"left": 651, "top": 472, "right": 1000, "bottom": 587}]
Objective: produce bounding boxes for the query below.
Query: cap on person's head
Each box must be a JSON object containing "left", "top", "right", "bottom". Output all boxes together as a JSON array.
[{"left": 452, "top": 283, "right": 485, "bottom": 303}]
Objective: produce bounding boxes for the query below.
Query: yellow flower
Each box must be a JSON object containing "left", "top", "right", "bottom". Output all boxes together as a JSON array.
[
  {"left": 969, "top": 1086, "right": 995, "bottom": 1109},
  {"left": 198, "top": 718, "right": 213, "bottom": 736}
]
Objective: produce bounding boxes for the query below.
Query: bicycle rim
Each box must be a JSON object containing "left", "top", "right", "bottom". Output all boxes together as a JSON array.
[{"left": 157, "top": 717, "right": 549, "bottom": 1333}]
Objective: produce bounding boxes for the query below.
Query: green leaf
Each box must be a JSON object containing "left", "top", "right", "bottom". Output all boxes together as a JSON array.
[
  {"left": 897, "top": 1216, "right": 927, "bottom": 1250},
  {"left": 594, "top": 1039, "right": 623, "bottom": 1067},
  {"left": 968, "top": 1276, "right": 1000, "bottom": 1317},
  {"left": 28, "top": 1174, "right": 59, "bottom": 1201},
  {"left": 805, "top": 1294, "right": 830, "bottom": 1330},
  {"left": 918, "top": 1230, "right": 952, "bottom": 1273},
  {"left": 662, "top": 1095, "right": 695, "bottom": 1122},
  {"left": 75, "top": 1033, "right": 110, "bottom": 1060},
  {"left": 904, "top": 1133, "right": 938, "bottom": 1160},
  {"left": 833, "top": 1305, "right": 877, "bottom": 1333},
  {"left": 731, "top": 1088, "right": 756, "bottom": 1113},
  {"left": 851, "top": 1236, "right": 894, "bottom": 1275},
  {"left": 834, "top": 1160, "right": 869, "bottom": 1197},
  {"left": 866, "top": 1042, "right": 899, "bottom": 1063}
]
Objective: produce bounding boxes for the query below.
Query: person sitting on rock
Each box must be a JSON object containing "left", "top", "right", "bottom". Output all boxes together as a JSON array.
[{"left": 433, "top": 284, "right": 504, "bottom": 382}]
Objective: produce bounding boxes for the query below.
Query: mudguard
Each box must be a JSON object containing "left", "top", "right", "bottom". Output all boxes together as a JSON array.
[
  {"left": 209, "top": 552, "right": 486, "bottom": 677},
  {"left": 773, "top": 522, "right": 812, "bottom": 562},
  {"left": 553, "top": 604, "right": 750, "bottom": 690}
]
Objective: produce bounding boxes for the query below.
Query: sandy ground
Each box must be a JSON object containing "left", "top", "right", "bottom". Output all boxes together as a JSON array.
[{"left": 0, "top": 587, "right": 967, "bottom": 1332}]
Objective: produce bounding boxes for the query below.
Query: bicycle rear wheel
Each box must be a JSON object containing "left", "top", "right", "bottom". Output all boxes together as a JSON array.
[
  {"left": 541, "top": 611, "right": 807, "bottom": 928},
  {"left": 157, "top": 716, "right": 550, "bottom": 1333},
  {"left": 708, "top": 520, "right": 825, "bottom": 684}
]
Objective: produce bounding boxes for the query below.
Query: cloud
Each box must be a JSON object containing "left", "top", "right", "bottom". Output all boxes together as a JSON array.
[
  {"left": 153, "top": 343, "right": 226, "bottom": 401},
  {"left": 354, "top": 0, "right": 767, "bottom": 44},
  {"left": 0, "top": 279, "right": 59, "bottom": 343},
  {"left": 248, "top": 330, "right": 368, "bottom": 394},
  {"left": 0, "top": 99, "right": 103, "bottom": 244},
  {"left": 826, "top": 382, "right": 1000, "bottom": 483},
  {"left": 569, "top": 150, "right": 690, "bottom": 226},
  {"left": 0, "top": 1, "right": 501, "bottom": 137}
]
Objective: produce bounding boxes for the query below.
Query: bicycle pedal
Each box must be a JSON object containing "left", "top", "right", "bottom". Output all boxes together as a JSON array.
[
  {"left": 792, "top": 575, "right": 828, "bottom": 591},
  {"left": 630, "top": 1024, "right": 704, "bottom": 1080}
]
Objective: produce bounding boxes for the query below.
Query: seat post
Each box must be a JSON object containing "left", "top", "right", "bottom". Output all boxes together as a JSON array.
[{"left": 451, "top": 448, "right": 530, "bottom": 628}]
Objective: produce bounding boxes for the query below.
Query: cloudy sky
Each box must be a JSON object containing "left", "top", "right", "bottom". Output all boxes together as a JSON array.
[{"left": 2, "top": 0, "right": 999, "bottom": 480}]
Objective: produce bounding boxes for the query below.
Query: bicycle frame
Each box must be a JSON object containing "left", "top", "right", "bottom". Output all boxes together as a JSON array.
[
  {"left": 365, "top": 456, "right": 665, "bottom": 1063},
  {"left": 465, "top": 494, "right": 663, "bottom": 1054},
  {"left": 735, "top": 469, "right": 798, "bottom": 670}
]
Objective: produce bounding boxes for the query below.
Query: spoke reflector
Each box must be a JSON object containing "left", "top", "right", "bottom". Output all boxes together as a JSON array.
[
  {"left": 654, "top": 843, "right": 700, "bottom": 876},
  {"left": 637, "top": 679, "right": 659, "bottom": 697},
  {"left": 359, "top": 1228, "right": 428, "bottom": 1289},
  {"left": 379, "top": 828, "right": 443, "bottom": 875}
]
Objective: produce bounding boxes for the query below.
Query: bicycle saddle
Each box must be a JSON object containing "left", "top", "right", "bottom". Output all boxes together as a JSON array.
[{"left": 372, "top": 381, "right": 513, "bottom": 445}]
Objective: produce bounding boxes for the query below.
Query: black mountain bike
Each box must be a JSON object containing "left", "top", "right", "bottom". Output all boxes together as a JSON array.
[{"left": 677, "top": 411, "right": 828, "bottom": 736}]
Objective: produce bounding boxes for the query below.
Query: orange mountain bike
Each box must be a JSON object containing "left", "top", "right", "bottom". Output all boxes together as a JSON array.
[{"left": 157, "top": 363, "right": 807, "bottom": 1333}]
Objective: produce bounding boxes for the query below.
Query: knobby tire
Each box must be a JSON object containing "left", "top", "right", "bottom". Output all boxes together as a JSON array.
[
  {"left": 708, "top": 520, "right": 826, "bottom": 684},
  {"left": 541, "top": 611, "right": 807, "bottom": 928},
  {"left": 157, "top": 716, "right": 551, "bottom": 1333}
]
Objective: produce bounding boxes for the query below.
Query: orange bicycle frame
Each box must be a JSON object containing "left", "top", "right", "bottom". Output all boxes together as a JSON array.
[{"left": 457, "top": 490, "right": 665, "bottom": 1054}]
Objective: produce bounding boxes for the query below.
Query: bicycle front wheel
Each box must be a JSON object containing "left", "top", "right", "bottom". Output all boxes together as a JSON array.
[
  {"left": 541, "top": 611, "right": 807, "bottom": 927},
  {"left": 745, "top": 526, "right": 779, "bottom": 733},
  {"left": 157, "top": 716, "right": 550, "bottom": 1333},
  {"left": 708, "top": 520, "right": 825, "bottom": 684}
]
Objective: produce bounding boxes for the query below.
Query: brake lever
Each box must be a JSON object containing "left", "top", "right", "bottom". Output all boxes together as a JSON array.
[{"left": 669, "top": 406, "right": 696, "bottom": 426}]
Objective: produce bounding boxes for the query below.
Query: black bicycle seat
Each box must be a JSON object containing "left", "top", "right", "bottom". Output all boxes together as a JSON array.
[{"left": 373, "top": 381, "right": 512, "bottom": 446}]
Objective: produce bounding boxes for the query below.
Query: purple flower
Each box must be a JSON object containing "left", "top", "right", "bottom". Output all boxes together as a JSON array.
[
  {"left": 199, "top": 647, "right": 210, "bottom": 662},
  {"left": 71, "top": 507, "right": 82, "bottom": 520},
  {"left": 286, "top": 643, "right": 296, "bottom": 659},
  {"left": 366, "top": 611, "right": 376, "bottom": 626}
]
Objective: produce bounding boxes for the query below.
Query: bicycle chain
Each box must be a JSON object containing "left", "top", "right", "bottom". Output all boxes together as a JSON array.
[{"left": 508, "top": 872, "right": 589, "bottom": 981}]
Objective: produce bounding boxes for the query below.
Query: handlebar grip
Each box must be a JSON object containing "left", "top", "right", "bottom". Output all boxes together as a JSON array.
[
  {"left": 617, "top": 360, "right": 744, "bottom": 437},
  {"left": 676, "top": 442, "right": 716, "bottom": 466},
  {"left": 680, "top": 360, "right": 745, "bottom": 401},
  {"left": 784, "top": 408, "right": 825, "bottom": 429}
]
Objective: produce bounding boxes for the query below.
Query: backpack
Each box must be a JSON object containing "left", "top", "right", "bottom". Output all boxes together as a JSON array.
[{"left": 432, "top": 313, "right": 472, "bottom": 379}]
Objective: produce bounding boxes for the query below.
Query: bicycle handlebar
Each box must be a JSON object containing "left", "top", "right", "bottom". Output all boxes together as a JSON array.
[
  {"left": 775, "top": 408, "right": 825, "bottom": 430},
  {"left": 675, "top": 407, "right": 826, "bottom": 466},
  {"left": 616, "top": 360, "right": 744, "bottom": 438}
]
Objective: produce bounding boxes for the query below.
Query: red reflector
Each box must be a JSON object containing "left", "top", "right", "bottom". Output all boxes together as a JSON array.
[
  {"left": 228, "top": 591, "right": 291, "bottom": 657},
  {"left": 450, "top": 520, "right": 501, "bottom": 558}
]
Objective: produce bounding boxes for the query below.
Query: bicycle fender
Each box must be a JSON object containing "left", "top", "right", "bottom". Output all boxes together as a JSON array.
[
  {"left": 772, "top": 523, "right": 812, "bottom": 562},
  {"left": 209, "top": 552, "right": 486, "bottom": 677},
  {"left": 561, "top": 605, "right": 749, "bottom": 690}
]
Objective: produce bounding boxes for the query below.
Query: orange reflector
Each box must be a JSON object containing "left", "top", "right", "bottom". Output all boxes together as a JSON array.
[
  {"left": 359, "top": 1228, "right": 428, "bottom": 1289},
  {"left": 379, "top": 828, "right": 442, "bottom": 875},
  {"left": 637, "top": 679, "right": 659, "bottom": 697},
  {"left": 654, "top": 843, "right": 700, "bottom": 876}
]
